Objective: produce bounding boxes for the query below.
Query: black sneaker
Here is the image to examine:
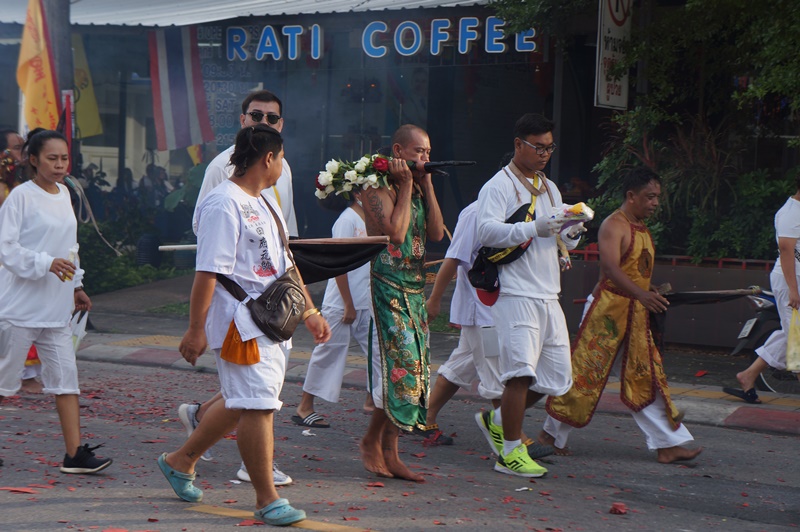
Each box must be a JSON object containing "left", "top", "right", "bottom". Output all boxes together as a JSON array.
[
  {"left": 414, "top": 424, "right": 454, "bottom": 445},
  {"left": 60, "top": 444, "right": 113, "bottom": 474}
]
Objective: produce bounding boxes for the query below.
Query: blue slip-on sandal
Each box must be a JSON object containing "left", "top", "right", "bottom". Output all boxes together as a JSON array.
[
  {"left": 157, "top": 453, "right": 203, "bottom": 502},
  {"left": 254, "top": 497, "right": 307, "bottom": 526}
]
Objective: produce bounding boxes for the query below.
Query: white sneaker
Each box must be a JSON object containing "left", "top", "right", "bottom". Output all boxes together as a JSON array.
[
  {"left": 177, "top": 403, "right": 213, "bottom": 462},
  {"left": 236, "top": 461, "right": 293, "bottom": 486}
]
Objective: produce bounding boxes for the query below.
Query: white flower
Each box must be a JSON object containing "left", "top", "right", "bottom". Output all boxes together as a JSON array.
[
  {"left": 356, "top": 173, "right": 367, "bottom": 185},
  {"left": 366, "top": 174, "right": 379, "bottom": 186},
  {"left": 344, "top": 170, "right": 358, "bottom": 183},
  {"left": 359, "top": 156, "right": 370, "bottom": 165},
  {"left": 315, "top": 189, "right": 328, "bottom": 199},
  {"left": 325, "top": 159, "right": 339, "bottom": 174},
  {"left": 342, "top": 182, "right": 353, "bottom": 192},
  {"left": 354, "top": 161, "right": 367, "bottom": 173},
  {"left": 325, "top": 185, "right": 335, "bottom": 194},
  {"left": 317, "top": 171, "right": 333, "bottom": 186}
]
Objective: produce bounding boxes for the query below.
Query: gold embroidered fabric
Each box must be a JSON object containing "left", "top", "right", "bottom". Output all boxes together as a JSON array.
[{"left": 546, "top": 216, "right": 681, "bottom": 429}]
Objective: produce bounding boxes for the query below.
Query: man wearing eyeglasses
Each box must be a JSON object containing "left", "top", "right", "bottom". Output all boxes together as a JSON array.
[
  {"left": 473, "top": 113, "right": 583, "bottom": 478},
  {"left": 193, "top": 89, "right": 297, "bottom": 237},
  {"left": 184, "top": 89, "right": 296, "bottom": 488}
]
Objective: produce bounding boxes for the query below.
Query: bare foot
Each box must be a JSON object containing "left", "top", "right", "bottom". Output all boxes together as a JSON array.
[
  {"left": 20, "top": 378, "right": 43, "bottom": 394},
  {"left": 383, "top": 451, "right": 425, "bottom": 482},
  {"left": 363, "top": 394, "right": 375, "bottom": 414},
  {"left": 359, "top": 439, "right": 393, "bottom": 478},
  {"left": 537, "top": 430, "right": 572, "bottom": 456},
  {"left": 736, "top": 371, "right": 756, "bottom": 394},
  {"left": 657, "top": 446, "right": 703, "bottom": 464}
]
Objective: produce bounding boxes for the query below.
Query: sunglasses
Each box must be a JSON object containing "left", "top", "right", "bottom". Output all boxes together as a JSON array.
[{"left": 245, "top": 111, "right": 282, "bottom": 125}]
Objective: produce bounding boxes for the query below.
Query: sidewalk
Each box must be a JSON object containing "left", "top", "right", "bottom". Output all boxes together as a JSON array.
[{"left": 81, "top": 275, "right": 800, "bottom": 437}]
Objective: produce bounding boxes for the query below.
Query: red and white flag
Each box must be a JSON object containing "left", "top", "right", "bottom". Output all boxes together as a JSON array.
[{"left": 148, "top": 27, "right": 214, "bottom": 151}]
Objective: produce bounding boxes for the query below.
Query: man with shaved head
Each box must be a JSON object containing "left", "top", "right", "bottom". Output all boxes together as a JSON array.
[{"left": 360, "top": 124, "right": 444, "bottom": 482}]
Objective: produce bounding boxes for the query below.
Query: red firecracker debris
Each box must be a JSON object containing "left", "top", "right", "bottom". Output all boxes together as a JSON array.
[{"left": 609, "top": 502, "right": 628, "bottom": 515}]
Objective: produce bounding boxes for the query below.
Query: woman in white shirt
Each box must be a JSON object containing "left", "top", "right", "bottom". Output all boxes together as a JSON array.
[
  {"left": 0, "top": 130, "right": 112, "bottom": 474},
  {"left": 725, "top": 178, "right": 800, "bottom": 403},
  {"left": 157, "top": 124, "right": 330, "bottom": 527}
]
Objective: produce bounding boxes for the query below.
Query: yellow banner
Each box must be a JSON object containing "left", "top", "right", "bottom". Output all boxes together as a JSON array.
[
  {"left": 71, "top": 34, "right": 103, "bottom": 139},
  {"left": 16, "top": 0, "right": 60, "bottom": 130}
]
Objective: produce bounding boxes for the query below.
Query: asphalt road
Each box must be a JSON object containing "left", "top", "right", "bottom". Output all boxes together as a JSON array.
[{"left": 1, "top": 360, "right": 798, "bottom": 531}]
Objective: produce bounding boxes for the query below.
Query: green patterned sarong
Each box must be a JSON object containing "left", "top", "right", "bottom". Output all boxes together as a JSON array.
[{"left": 371, "top": 193, "right": 429, "bottom": 432}]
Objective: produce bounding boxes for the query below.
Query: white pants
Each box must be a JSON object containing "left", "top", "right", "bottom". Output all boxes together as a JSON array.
[
  {"left": 303, "top": 307, "right": 377, "bottom": 403},
  {"left": 755, "top": 269, "right": 796, "bottom": 370},
  {"left": 543, "top": 295, "right": 693, "bottom": 451},
  {"left": 0, "top": 323, "right": 79, "bottom": 396},
  {"left": 492, "top": 296, "right": 572, "bottom": 396},
  {"left": 216, "top": 340, "right": 289, "bottom": 411},
  {"left": 21, "top": 363, "right": 42, "bottom": 381},
  {"left": 543, "top": 394, "right": 694, "bottom": 451},
  {"left": 437, "top": 325, "right": 503, "bottom": 400}
]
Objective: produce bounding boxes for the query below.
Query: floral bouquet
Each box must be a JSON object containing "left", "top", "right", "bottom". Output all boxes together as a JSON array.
[
  {"left": 315, "top": 154, "right": 392, "bottom": 200},
  {"left": 0, "top": 149, "right": 18, "bottom": 187}
]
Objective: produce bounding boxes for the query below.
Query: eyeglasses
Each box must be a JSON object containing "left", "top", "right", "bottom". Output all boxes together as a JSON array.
[
  {"left": 519, "top": 138, "right": 557, "bottom": 156},
  {"left": 245, "top": 111, "right": 282, "bottom": 125}
]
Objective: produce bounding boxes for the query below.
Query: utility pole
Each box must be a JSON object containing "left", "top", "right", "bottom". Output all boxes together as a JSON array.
[
  {"left": 41, "top": 0, "right": 79, "bottom": 173},
  {"left": 41, "top": 0, "right": 72, "bottom": 101}
]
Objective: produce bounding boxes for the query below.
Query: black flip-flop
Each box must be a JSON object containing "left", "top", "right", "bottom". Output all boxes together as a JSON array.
[
  {"left": 524, "top": 439, "right": 555, "bottom": 460},
  {"left": 291, "top": 412, "right": 330, "bottom": 428},
  {"left": 722, "top": 387, "right": 762, "bottom": 404}
]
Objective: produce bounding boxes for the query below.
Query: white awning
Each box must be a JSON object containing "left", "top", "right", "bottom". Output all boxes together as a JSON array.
[{"left": 1, "top": 0, "right": 489, "bottom": 27}]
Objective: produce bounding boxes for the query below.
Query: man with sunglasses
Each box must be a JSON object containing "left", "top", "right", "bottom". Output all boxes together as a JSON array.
[
  {"left": 183, "top": 89, "right": 296, "bottom": 487},
  {"left": 193, "top": 89, "right": 297, "bottom": 237},
  {"left": 473, "top": 113, "right": 584, "bottom": 478}
]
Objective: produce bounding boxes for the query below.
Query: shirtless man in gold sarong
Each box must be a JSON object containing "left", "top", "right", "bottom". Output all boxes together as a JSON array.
[{"left": 539, "top": 167, "right": 702, "bottom": 464}]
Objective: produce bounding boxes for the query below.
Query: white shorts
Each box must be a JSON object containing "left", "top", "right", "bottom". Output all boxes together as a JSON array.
[
  {"left": 216, "top": 339, "right": 288, "bottom": 411},
  {"left": 437, "top": 325, "right": 503, "bottom": 400},
  {"left": 491, "top": 296, "right": 572, "bottom": 396},
  {"left": 755, "top": 269, "right": 795, "bottom": 370},
  {"left": 0, "top": 322, "right": 79, "bottom": 396}
]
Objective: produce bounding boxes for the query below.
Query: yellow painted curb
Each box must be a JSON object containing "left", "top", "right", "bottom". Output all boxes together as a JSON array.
[
  {"left": 188, "top": 504, "right": 372, "bottom": 530},
  {"left": 109, "top": 335, "right": 181, "bottom": 348}
]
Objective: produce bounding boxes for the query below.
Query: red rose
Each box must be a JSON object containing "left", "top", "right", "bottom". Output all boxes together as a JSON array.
[{"left": 372, "top": 157, "right": 389, "bottom": 172}]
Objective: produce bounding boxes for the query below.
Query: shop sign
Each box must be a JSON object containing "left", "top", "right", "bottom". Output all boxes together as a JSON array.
[
  {"left": 594, "top": 0, "right": 631, "bottom": 110},
  {"left": 225, "top": 16, "right": 536, "bottom": 61}
]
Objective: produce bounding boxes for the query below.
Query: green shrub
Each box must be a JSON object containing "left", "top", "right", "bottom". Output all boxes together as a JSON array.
[{"left": 77, "top": 217, "right": 192, "bottom": 295}]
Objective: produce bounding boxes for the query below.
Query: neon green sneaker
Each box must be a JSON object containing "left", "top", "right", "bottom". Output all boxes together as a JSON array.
[
  {"left": 495, "top": 444, "right": 548, "bottom": 478},
  {"left": 474, "top": 410, "right": 503, "bottom": 456}
]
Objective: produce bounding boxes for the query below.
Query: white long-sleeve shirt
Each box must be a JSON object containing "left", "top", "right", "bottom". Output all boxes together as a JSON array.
[
  {"left": 446, "top": 202, "right": 493, "bottom": 326},
  {"left": 0, "top": 181, "right": 83, "bottom": 327},
  {"left": 476, "top": 167, "right": 565, "bottom": 299},
  {"left": 192, "top": 145, "right": 297, "bottom": 237}
]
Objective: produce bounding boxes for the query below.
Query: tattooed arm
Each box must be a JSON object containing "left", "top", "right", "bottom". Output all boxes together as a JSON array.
[{"left": 362, "top": 158, "right": 414, "bottom": 245}]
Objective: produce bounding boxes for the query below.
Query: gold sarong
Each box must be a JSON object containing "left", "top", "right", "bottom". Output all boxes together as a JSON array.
[{"left": 546, "top": 215, "right": 681, "bottom": 429}]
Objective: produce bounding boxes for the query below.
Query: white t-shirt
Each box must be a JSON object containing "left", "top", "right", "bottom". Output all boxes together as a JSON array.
[
  {"left": 446, "top": 202, "right": 493, "bottom": 326},
  {"left": 476, "top": 167, "right": 564, "bottom": 299},
  {"left": 0, "top": 181, "right": 83, "bottom": 327},
  {"left": 321, "top": 207, "right": 371, "bottom": 310},
  {"left": 195, "top": 180, "right": 291, "bottom": 349},
  {"left": 773, "top": 196, "right": 800, "bottom": 276},
  {"left": 193, "top": 145, "right": 297, "bottom": 237}
]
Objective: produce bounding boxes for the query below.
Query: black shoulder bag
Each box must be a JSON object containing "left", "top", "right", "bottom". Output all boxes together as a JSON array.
[{"left": 216, "top": 195, "right": 306, "bottom": 342}]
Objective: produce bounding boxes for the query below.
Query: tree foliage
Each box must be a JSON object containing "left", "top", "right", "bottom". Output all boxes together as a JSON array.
[{"left": 492, "top": 0, "right": 800, "bottom": 259}]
